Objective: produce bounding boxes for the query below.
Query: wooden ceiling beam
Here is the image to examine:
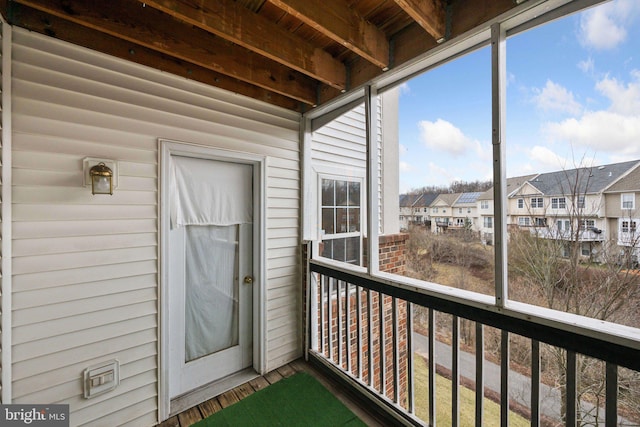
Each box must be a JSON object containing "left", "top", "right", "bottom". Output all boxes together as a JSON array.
[
  {"left": 138, "top": 0, "right": 347, "bottom": 90},
  {"left": 266, "top": 0, "right": 389, "bottom": 70},
  {"left": 344, "top": 0, "right": 516, "bottom": 94},
  {"left": 393, "top": 0, "right": 446, "bottom": 41},
  {"left": 13, "top": 0, "right": 319, "bottom": 105},
  {"left": 450, "top": 0, "right": 514, "bottom": 36},
  {"left": 8, "top": 4, "right": 303, "bottom": 111}
]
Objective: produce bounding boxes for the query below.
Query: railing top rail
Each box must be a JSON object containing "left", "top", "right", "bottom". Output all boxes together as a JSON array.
[{"left": 310, "top": 259, "right": 640, "bottom": 371}]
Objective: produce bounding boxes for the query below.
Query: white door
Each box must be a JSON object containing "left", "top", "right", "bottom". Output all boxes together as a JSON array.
[{"left": 168, "top": 156, "right": 254, "bottom": 399}]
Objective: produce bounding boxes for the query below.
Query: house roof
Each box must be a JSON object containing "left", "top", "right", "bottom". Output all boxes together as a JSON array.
[
  {"left": 399, "top": 192, "right": 438, "bottom": 208},
  {"left": 432, "top": 192, "right": 460, "bottom": 207},
  {"left": 477, "top": 174, "right": 538, "bottom": 201},
  {"left": 399, "top": 193, "right": 422, "bottom": 208},
  {"left": 415, "top": 193, "right": 439, "bottom": 208},
  {"left": 604, "top": 162, "right": 640, "bottom": 193},
  {"left": 524, "top": 160, "right": 640, "bottom": 196},
  {"left": 2, "top": 0, "right": 523, "bottom": 112},
  {"left": 454, "top": 192, "right": 482, "bottom": 205},
  {"left": 399, "top": 194, "right": 418, "bottom": 208}
]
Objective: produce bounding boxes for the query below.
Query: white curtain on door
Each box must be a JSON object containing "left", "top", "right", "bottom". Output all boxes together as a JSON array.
[
  {"left": 184, "top": 225, "right": 238, "bottom": 361},
  {"left": 171, "top": 155, "right": 252, "bottom": 227},
  {"left": 170, "top": 156, "right": 252, "bottom": 361}
]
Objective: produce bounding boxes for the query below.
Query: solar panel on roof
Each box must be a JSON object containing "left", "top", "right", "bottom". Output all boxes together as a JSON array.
[{"left": 456, "top": 192, "right": 482, "bottom": 204}]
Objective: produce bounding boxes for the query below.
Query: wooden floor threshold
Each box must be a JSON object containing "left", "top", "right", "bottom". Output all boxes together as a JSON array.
[{"left": 156, "top": 358, "right": 384, "bottom": 427}]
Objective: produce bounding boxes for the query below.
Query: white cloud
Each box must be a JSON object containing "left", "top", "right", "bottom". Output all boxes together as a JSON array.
[
  {"left": 427, "top": 162, "right": 449, "bottom": 176},
  {"left": 532, "top": 80, "right": 582, "bottom": 116},
  {"left": 418, "top": 119, "right": 480, "bottom": 158},
  {"left": 527, "top": 146, "right": 569, "bottom": 171},
  {"left": 398, "top": 82, "right": 411, "bottom": 96},
  {"left": 399, "top": 161, "right": 413, "bottom": 173},
  {"left": 540, "top": 69, "right": 640, "bottom": 159},
  {"left": 515, "top": 163, "right": 536, "bottom": 175},
  {"left": 543, "top": 111, "right": 640, "bottom": 157},
  {"left": 595, "top": 74, "right": 640, "bottom": 115},
  {"left": 577, "top": 57, "right": 594, "bottom": 74},
  {"left": 427, "top": 162, "right": 459, "bottom": 186},
  {"left": 578, "top": 0, "right": 638, "bottom": 50},
  {"left": 475, "top": 143, "right": 492, "bottom": 163},
  {"left": 399, "top": 143, "right": 408, "bottom": 156}
]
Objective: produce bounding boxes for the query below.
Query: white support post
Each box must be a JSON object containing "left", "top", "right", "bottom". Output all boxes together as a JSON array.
[
  {"left": 365, "top": 86, "right": 380, "bottom": 274},
  {"left": 491, "top": 23, "right": 508, "bottom": 307},
  {"left": 308, "top": 245, "right": 319, "bottom": 355},
  {"left": 301, "top": 117, "right": 316, "bottom": 242}
]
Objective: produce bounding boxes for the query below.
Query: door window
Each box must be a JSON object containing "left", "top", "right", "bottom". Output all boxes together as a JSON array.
[{"left": 185, "top": 225, "right": 239, "bottom": 361}]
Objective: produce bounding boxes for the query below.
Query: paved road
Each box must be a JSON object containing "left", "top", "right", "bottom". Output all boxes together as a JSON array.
[{"left": 412, "top": 332, "right": 630, "bottom": 425}]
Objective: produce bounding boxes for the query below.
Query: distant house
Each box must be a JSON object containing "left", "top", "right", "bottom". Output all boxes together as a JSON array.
[
  {"left": 477, "top": 174, "right": 538, "bottom": 245},
  {"left": 508, "top": 161, "right": 640, "bottom": 260},
  {"left": 429, "top": 193, "right": 460, "bottom": 233},
  {"left": 604, "top": 163, "right": 640, "bottom": 265},
  {"left": 399, "top": 192, "right": 437, "bottom": 230},
  {"left": 403, "top": 162, "right": 640, "bottom": 261},
  {"left": 399, "top": 193, "right": 423, "bottom": 229},
  {"left": 451, "top": 192, "right": 482, "bottom": 231}
]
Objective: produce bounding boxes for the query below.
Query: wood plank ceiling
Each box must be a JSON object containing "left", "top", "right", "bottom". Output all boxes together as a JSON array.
[{"left": 1, "top": 0, "right": 518, "bottom": 112}]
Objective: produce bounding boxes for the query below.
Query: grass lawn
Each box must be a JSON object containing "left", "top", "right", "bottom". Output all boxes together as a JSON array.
[{"left": 413, "top": 354, "right": 530, "bottom": 427}]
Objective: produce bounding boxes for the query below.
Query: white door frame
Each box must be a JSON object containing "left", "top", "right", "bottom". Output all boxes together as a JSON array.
[{"left": 158, "top": 139, "right": 266, "bottom": 422}]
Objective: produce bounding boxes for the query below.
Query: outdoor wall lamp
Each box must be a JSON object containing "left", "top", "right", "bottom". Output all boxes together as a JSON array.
[
  {"left": 90, "top": 162, "right": 114, "bottom": 195},
  {"left": 83, "top": 158, "right": 118, "bottom": 195}
]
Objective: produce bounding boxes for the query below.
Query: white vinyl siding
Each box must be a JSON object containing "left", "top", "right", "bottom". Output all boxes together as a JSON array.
[
  {"left": 307, "top": 99, "right": 387, "bottom": 242},
  {"left": 311, "top": 104, "right": 367, "bottom": 171},
  {"left": 11, "top": 28, "right": 300, "bottom": 425},
  {"left": 308, "top": 104, "right": 366, "bottom": 244}
]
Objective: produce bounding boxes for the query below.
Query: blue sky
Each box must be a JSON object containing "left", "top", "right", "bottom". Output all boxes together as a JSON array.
[{"left": 398, "top": 0, "right": 640, "bottom": 192}]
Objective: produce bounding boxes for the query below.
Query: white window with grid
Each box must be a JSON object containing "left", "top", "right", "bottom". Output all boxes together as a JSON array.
[
  {"left": 534, "top": 217, "right": 547, "bottom": 227},
  {"left": 581, "top": 219, "right": 595, "bottom": 229},
  {"left": 621, "top": 220, "right": 637, "bottom": 234},
  {"left": 551, "top": 197, "right": 566, "bottom": 209},
  {"left": 320, "top": 177, "right": 362, "bottom": 265},
  {"left": 531, "top": 197, "right": 544, "bottom": 208},
  {"left": 518, "top": 217, "right": 531, "bottom": 226},
  {"left": 622, "top": 193, "right": 635, "bottom": 210}
]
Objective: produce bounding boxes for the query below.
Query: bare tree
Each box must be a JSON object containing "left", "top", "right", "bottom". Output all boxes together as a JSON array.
[
  {"left": 508, "top": 164, "right": 640, "bottom": 425},
  {"left": 407, "top": 179, "right": 492, "bottom": 195}
]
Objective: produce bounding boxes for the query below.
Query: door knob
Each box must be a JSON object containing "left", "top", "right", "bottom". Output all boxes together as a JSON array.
[{"left": 244, "top": 276, "right": 254, "bottom": 284}]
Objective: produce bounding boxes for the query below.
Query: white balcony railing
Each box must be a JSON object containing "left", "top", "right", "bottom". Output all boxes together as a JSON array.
[
  {"left": 618, "top": 231, "right": 640, "bottom": 247},
  {"left": 530, "top": 227, "right": 605, "bottom": 242}
]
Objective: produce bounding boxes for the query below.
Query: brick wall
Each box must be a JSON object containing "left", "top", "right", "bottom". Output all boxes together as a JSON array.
[
  {"left": 378, "top": 233, "right": 409, "bottom": 274},
  {"left": 306, "top": 233, "right": 411, "bottom": 408}
]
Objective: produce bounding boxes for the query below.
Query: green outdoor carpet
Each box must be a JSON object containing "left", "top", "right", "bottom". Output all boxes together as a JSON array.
[{"left": 193, "top": 372, "right": 368, "bottom": 426}]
